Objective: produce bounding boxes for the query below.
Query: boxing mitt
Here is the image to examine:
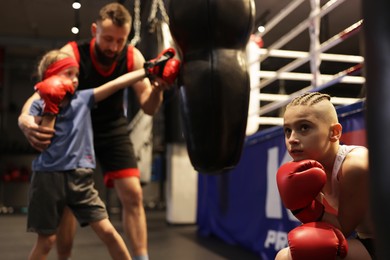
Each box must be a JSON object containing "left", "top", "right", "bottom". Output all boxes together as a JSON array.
[
  {"left": 34, "top": 75, "right": 75, "bottom": 115},
  {"left": 144, "top": 48, "right": 181, "bottom": 85},
  {"left": 288, "top": 222, "right": 348, "bottom": 260},
  {"left": 277, "top": 160, "right": 326, "bottom": 223}
]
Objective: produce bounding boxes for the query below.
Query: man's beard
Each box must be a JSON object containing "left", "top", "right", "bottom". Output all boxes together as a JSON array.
[{"left": 94, "top": 44, "right": 119, "bottom": 66}]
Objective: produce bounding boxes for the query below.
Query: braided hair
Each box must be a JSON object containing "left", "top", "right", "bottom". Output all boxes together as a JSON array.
[{"left": 287, "top": 92, "right": 331, "bottom": 108}]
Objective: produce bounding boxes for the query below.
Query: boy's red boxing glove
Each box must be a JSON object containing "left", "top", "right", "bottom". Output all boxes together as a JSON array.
[
  {"left": 144, "top": 48, "right": 181, "bottom": 84},
  {"left": 276, "top": 160, "right": 326, "bottom": 223},
  {"left": 160, "top": 58, "right": 181, "bottom": 85},
  {"left": 288, "top": 222, "right": 348, "bottom": 259},
  {"left": 34, "top": 75, "right": 74, "bottom": 115}
]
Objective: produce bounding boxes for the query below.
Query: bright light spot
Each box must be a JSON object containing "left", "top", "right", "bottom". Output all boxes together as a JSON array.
[
  {"left": 258, "top": 26, "right": 265, "bottom": 33},
  {"left": 72, "top": 2, "right": 81, "bottom": 9},
  {"left": 71, "top": 27, "right": 79, "bottom": 34}
]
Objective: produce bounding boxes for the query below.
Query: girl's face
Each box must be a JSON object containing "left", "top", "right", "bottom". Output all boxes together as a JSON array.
[
  {"left": 56, "top": 66, "right": 79, "bottom": 90},
  {"left": 283, "top": 105, "right": 332, "bottom": 162}
]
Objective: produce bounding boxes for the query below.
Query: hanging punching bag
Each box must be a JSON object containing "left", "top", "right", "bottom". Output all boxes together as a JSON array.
[
  {"left": 168, "top": 0, "right": 255, "bottom": 173},
  {"left": 363, "top": 0, "right": 390, "bottom": 258}
]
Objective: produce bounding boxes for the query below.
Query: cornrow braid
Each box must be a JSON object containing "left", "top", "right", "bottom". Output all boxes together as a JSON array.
[{"left": 287, "top": 92, "right": 331, "bottom": 108}]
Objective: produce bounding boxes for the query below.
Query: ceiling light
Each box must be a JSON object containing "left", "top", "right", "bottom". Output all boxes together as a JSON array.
[
  {"left": 71, "top": 26, "right": 79, "bottom": 34},
  {"left": 258, "top": 26, "right": 265, "bottom": 33},
  {"left": 72, "top": 1, "right": 81, "bottom": 10}
]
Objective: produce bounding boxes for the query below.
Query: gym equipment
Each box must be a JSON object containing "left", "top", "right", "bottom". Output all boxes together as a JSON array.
[{"left": 168, "top": 0, "right": 255, "bottom": 173}]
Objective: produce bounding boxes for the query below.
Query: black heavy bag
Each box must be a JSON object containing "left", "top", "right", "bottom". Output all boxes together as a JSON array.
[{"left": 168, "top": 0, "right": 255, "bottom": 173}]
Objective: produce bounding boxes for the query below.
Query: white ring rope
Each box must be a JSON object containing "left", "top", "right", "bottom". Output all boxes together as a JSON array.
[
  {"left": 258, "top": 20, "right": 363, "bottom": 90},
  {"left": 309, "top": 0, "right": 321, "bottom": 87},
  {"left": 260, "top": 0, "right": 306, "bottom": 37},
  {"left": 246, "top": 0, "right": 363, "bottom": 130},
  {"left": 256, "top": 49, "right": 363, "bottom": 64},
  {"left": 257, "top": 70, "right": 364, "bottom": 84},
  {"left": 257, "top": 63, "right": 363, "bottom": 117},
  {"left": 259, "top": 0, "right": 347, "bottom": 63}
]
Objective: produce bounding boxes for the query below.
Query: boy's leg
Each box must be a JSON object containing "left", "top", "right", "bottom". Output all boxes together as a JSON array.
[
  {"left": 27, "top": 171, "right": 65, "bottom": 259},
  {"left": 67, "top": 168, "right": 129, "bottom": 258},
  {"left": 28, "top": 234, "right": 56, "bottom": 260},
  {"left": 90, "top": 219, "right": 132, "bottom": 260},
  {"left": 56, "top": 207, "right": 77, "bottom": 260}
]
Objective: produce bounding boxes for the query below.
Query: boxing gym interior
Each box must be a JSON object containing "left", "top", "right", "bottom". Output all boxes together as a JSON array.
[{"left": 2, "top": 0, "right": 389, "bottom": 259}]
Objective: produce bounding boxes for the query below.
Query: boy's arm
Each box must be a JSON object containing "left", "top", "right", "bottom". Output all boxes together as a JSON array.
[
  {"left": 18, "top": 44, "right": 75, "bottom": 152},
  {"left": 94, "top": 48, "right": 180, "bottom": 105},
  {"left": 40, "top": 115, "right": 57, "bottom": 129},
  {"left": 18, "top": 92, "right": 55, "bottom": 152},
  {"left": 93, "top": 69, "right": 146, "bottom": 103},
  {"left": 33, "top": 75, "right": 75, "bottom": 135}
]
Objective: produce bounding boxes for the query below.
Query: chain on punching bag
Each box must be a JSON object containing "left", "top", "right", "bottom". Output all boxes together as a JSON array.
[
  {"left": 149, "top": 0, "right": 181, "bottom": 58},
  {"left": 168, "top": 0, "right": 255, "bottom": 173},
  {"left": 127, "top": 0, "right": 153, "bottom": 184},
  {"left": 128, "top": 0, "right": 183, "bottom": 183}
]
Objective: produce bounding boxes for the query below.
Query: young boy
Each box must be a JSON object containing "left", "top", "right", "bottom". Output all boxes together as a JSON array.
[
  {"left": 275, "top": 92, "right": 375, "bottom": 260},
  {"left": 27, "top": 49, "right": 179, "bottom": 260}
]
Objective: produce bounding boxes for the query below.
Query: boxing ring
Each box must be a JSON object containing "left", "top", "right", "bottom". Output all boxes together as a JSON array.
[
  {"left": 246, "top": 0, "right": 364, "bottom": 134},
  {"left": 196, "top": 0, "right": 368, "bottom": 259}
]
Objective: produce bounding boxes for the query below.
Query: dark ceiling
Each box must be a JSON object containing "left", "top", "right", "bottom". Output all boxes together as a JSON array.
[
  {"left": 0, "top": 0, "right": 363, "bottom": 101},
  {"left": 0, "top": 0, "right": 362, "bottom": 56}
]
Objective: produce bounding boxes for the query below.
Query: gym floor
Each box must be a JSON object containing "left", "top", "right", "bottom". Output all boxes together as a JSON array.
[{"left": 0, "top": 209, "right": 261, "bottom": 260}]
